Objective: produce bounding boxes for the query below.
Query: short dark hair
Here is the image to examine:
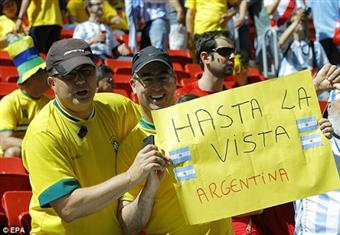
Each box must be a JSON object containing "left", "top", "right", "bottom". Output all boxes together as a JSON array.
[
  {"left": 0, "top": 0, "right": 15, "bottom": 14},
  {"left": 194, "top": 30, "right": 234, "bottom": 68},
  {"left": 96, "top": 64, "right": 113, "bottom": 81}
]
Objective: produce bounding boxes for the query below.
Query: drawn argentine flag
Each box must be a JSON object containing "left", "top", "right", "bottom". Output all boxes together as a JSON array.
[
  {"left": 169, "top": 146, "right": 191, "bottom": 164},
  {"left": 174, "top": 165, "right": 196, "bottom": 182},
  {"left": 296, "top": 116, "right": 318, "bottom": 133},
  {"left": 301, "top": 133, "right": 322, "bottom": 149}
]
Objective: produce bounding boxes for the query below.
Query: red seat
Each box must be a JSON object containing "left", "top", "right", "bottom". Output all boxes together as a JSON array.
[
  {"left": 0, "top": 51, "right": 14, "bottom": 66},
  {"left": 185, "top": 63, "right": 203, "bottom": 79},
  {"left": 0, "top": 213, "right": 8, "bottom": 234},
  {"left": 172, "top": 63, "right": 184, "bottom": 71},
  {"left": 0, "top": 158, "right": 27, "bottom": 174},
  {"left": 2, "top": 191, "right": 32, "bottom": 234},
  {"left": 105, "top": 59, "right": 132, "bottom": 74},
  {"left": 114, "top": 74, "right": 133, "bottom": 99},
  {"left": 0, "top": 82, "right": 18, "bottom": 98},
  {"left": 60, "top": 28, "right": 74, "bottom": 39},
  {"left": 247, "top": 67, "right": 265, "bottom": 84},
  {"left": 168, "top": 50, "right": 193, "bottom": 68},
  {"left": 18, "top": 211, "right": 31, "bottom": 235},
  {"left": 0, "top": 173, "right": 31, "bottom": 213},
  {"left": 0, "top": 66, "right": 19, "bottom": 82}
]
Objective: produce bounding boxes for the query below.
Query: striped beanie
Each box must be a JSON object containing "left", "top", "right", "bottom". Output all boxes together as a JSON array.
[
  {"left": 7, "top": 35, "right": 46, "bottom": 84},
  {"left": 328, "top": 89, "right": 340, "bottom": 103}
]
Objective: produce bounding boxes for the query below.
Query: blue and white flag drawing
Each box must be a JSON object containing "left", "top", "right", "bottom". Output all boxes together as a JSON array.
[
  {"left": 169, "top": 146, "right": 191, "bottom": 164},
  {"left": 174, "top": 165, "right": 196, "bottom": 182},
  {"left": 301, "top": 133, "right": 322, "bottom": 149},
  {"left": 296, "top": 116, "right": 318, "bottom": 133}
]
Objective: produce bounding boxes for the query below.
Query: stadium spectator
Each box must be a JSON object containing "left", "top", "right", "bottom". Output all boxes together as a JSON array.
[
  {"left": 175, "top": 30, "right": 248, "bottom": 98},
  {"left": 185, "top": 0, "right": 239, "bottom": 52},
  {"left": 264, "top": 0, "right": 305, "bottom": 33},
  {"left": 96, "top": 64, "right": 115, "bottom": 93},
  {"left": 0, "top": 0, "right": 24, "bottom": 50},
  {"left": 307, "top": 0, "right": 340, "bottom": 66},
  {"left": 278, "top": 10, "right": 329, "bottom": 76},
  {"left": 294, "top": 89, "right": 340, "bottom": 235},
  {"left": 67, "top": 0, "right": 128, "bottom": 32},
  {"left": 168, "top": 0, "right": 187, "bottom": 50},
  {"left": 116, "top": 45, "right": 234, "bottom": 235},
  {"left": 125, "top": 0, "right": 170, "bottom": 53},
  {"left": 0, "top": 36, "right": 50, "bottom": 157},
  {"left": 15, "top": 0, "right": 63, "bottom": 54},
  {"left": 21, "top": 38, "right": 167, "bottom": 234},
  {"left": 73, "top": 0, "right": 130, "bottom": 60}
]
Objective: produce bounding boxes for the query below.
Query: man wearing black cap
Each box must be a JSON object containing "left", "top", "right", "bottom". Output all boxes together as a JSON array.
[
  {"left": 116, "top": 46, "right": 234, "bottom": 235},
  {"left": 22, "top": 39, "right": 168, "bottom": 235}
]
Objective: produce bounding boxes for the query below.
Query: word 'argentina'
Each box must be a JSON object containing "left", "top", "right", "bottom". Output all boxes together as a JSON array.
[{"left": 196, "top": 168, "right": 289, "bottom": 204}]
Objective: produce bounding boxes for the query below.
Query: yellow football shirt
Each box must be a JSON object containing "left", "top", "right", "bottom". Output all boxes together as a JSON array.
[
  {"left": 0, "top": 15, "right": 15, "bottom": 51},
  {"left": 27, "top": 0, "right": 63, "bottom": 27},
  {"left": 22, "top": 93, "right": 140, "bottom": 235},
  {"left": 185, "top": 0, "right": 237, "bottom": 35},
  {"left": 66, "top": 0, "right": 88, "bottom": 23},
  {"left": 117, "top": 119, "right": 234, "bottom": 235},
  {"left": 0, "top": 89, "right": 51, "bottom": 138}
]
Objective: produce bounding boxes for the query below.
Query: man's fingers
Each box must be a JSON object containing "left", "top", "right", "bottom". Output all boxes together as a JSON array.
[{"left": 327, "top": 66, "right": 340, "bottom": 82}]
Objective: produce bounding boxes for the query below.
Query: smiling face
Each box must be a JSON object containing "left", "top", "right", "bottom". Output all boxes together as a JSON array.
[
  {"left": 48, "top": 64, "right": 97, "bottom": 119},
  {"left": 131, "top": 61, "right": 176, "bottom": 120}
]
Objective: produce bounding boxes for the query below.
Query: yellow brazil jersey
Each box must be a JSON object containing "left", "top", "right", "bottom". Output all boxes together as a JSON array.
[
  {"left": 117, "top": 119, "right": 234, "bottom": 235},
  {"left": 0, "top": 15, "right": 15, "bottom": 51},
  {"left": 185, "top": 0, "right": 238, "bottom": 35},
  {"left": 22, "top": 93, "right": 140, "bottom": 235},
  {"left": 66, "top": 0, "right": 88, "bottom": 23},
  {"left": 102, "top": 1, "right": 129, "bottom": 31},
  {"left": 0, "top": 89, "right": 51, "bottom": 139},
  {"left": 27, "top": 0, "right": 63, "bottom": 27}
]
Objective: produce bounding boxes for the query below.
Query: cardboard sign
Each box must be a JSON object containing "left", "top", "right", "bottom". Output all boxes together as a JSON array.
[{"left": 152, "top": 70, "right": 340, "bottom": 225}]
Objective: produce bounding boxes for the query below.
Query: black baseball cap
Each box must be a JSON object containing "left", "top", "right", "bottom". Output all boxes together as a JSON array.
[
  {"left": 46, "top": 38, "right": 95, "bottom": 77},
  {"left": 131, "top": 46, "right": 173, "bottom": 75}
]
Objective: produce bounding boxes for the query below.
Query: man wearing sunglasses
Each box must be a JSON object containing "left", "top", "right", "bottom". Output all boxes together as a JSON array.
[
  {"left": 176, "top": 30, "right": 247, "bottom": 98},
  {"left": 175, "top": 30, "right": 340, "bottom": 235},
  {"left": 116, "top": 46, "right": 234, "bottom": 235},
  {"left": 21, "top": 39, "right": 168, "bottom": 235}
]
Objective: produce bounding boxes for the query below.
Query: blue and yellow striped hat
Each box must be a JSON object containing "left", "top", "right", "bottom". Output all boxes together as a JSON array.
[{"left": 7, "top": 35, "right": 46, "bottom": 84}]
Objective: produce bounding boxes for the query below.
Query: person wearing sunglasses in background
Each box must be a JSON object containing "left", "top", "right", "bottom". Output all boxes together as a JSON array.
[
  {"left": 96, "top": 64, "right": 115, "bottom": 93},
  {"left": 175, "top": 30, "right": 247, "bottom": 98}
]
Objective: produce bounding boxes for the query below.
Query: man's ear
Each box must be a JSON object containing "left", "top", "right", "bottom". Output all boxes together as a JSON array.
[
  {"left": 47, "top": 76, "right": 55, "bottom": 88},
  {"left": 200, "top": 51, "right": 211, "bottom": 65},
  {"left": 130, "top": 79, "right": 137, "bottom": 93}
]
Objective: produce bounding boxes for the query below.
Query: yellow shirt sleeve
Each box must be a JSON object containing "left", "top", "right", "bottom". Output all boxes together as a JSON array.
[{"left": 0, "top": 93, "right": 18, "bottom": 131}]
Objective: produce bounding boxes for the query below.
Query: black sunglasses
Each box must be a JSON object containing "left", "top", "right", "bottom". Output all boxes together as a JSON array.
[{"left": 211, "top": 47, "right": 235, "bottom": 58}]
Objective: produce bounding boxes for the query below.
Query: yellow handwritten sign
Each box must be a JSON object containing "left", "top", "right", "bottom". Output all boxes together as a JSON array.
[{"left": 152, "top": 70, "right": 340, "bottom": 225}]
